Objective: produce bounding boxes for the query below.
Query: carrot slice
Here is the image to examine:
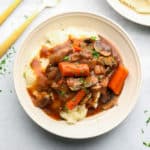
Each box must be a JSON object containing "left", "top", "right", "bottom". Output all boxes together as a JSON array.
[
  {"left": 40, "top": 46, "right": 51, "bottom": 58},
  {"left": 59, "top": 62, "right": 90, "bottom": 77},
  {"left": 72, "top": 39, "right": 82, "bottom": 52},
  {"left": 73, "top": 45, "right": 81, "bottom": 51},
  {"left": 66, "top": 90, "right": 86, "bottom": 110},
  {"left": 108, "top": 65, "right": 128, "bottom": 95}
]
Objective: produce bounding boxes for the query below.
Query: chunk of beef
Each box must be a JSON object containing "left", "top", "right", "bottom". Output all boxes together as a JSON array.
[
  {"left": 91, "top": 83, "right": 102, "bottom": 91},
  {"left": 80, "top": 50, "right": 92, "bottom": 59},
  {"left": 66, "top": 78, "right": 83, "bottom": 91},
  {"left": 98, "top": 56, "right": 118, "bottom": 67},
  {"left": 100, "top": 88, "right": 114, "bottom": 104},
  {"left": 84, "top": 75, "right": 98, "bottom": 88},
  {"left": 70, "top": 52, "right": 81, "bottom": 62},
  {"left": 79, "top": 58, "right": 90, "bottom": 64},
  {"left": 88, "top": 59, "right": 97, "bottom": 70},
  {"left": 102, "top": 96, "right": 118, "bottom": 110},
  {"left": 51, "top": 82, "right": 60, "bottom": 90},
  {"left": 49, "top": 46, "right": 72, "bottom": 64},
  {"left": 94, "top": 65, "right": 106, "bottom": 75},
  {"left": 100, "top": 77, "right": 109, "bottom": 88},
  {"left": 32, "top": 91, "right": 51, "bottom": 108},
  {"left": 46, "top": 66, "right": 58, "bottom": 80}
]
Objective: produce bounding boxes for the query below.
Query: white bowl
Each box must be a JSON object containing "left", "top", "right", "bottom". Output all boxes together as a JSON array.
[{"left": 14, "top": 12, "right": 141, "bottom": 139}]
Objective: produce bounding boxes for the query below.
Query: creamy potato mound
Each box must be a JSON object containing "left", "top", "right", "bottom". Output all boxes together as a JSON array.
[{"left": 60, "top": 105, "right": 88, "bottom": 124}]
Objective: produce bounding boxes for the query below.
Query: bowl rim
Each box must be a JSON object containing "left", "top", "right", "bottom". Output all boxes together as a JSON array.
[{"left": 13, "top": 11, "right": 142, "bottom": 139}]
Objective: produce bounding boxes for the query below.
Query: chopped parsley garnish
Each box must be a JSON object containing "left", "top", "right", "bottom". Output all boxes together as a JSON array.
[
  {"left": 63, "top": 106, "right": 69, "bottom": 112},
  {"left": 46, "top": 39, "right": 51, "bottom": 44},
  {"left": 23, "top": 72, "right": 26, "bottom": 79},
  {"left": 24, "top": 15, "right": 28, "bottom": 19},
  {"left": 80, "top": 69, "right": 85, "bottom": 75},
  {"left": 98, "top": 75, "right": 104, "bottom": 80},
  {"left": 0, "top": 46, "right": 16, "bottom": 76},
  {"left": 144, "top": 110, "right": 148, "bottom": 114},
  {"left": 79, "top": 78, "right": 85, "bottom": 84},
  {"left": 146, "top": 117, "right": 150, "bottom": 125},
  {"left": 143, "top": 141, "right": 150, "bottom": 147},
  {"left": 141, "top": 129, "right": 144, "bottom": 134},
  {"left": 0, "top": 58, "right": 7, "bottom": 75},
  {"left": 83, "top": 88, "right": 89, "bottom": 94},
  {"left": 63, "top": 56, "right": 70, "bottom": 61},
  {"left": 90, "top": 36, "right": 97, "bottom": 41},
  {"left": 59, "top": 90, "right": 65, "bottom": 96},
  {"left": 92, "top": 50, "right": 100, "bottom": 58},
  {"left": 140, "top": 110, "right": 150, "bottom": 146},
  {"left": 1, "top": 59, "right": 6, "bottom": 65}
]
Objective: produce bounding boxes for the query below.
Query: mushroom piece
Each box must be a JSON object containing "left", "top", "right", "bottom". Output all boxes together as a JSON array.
[
  {"left": 80, "top": 93, "right": 92, "bottom": 105},
  {"left": 94, "top": 40, "right": 111, "bottom": 57},
  {"left": 99, "top": 49, "right": 111, "bottom": 57},
  {"left": 94, "top": 40, "right": 102, "bottom": 52},
  {"left": 91, "top": 91, "right": 101, "bottom": 108}
]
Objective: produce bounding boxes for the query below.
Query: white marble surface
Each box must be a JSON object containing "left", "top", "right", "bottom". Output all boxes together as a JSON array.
[{"left": 0, "top": 0, "right": 150, "bottom": 149}]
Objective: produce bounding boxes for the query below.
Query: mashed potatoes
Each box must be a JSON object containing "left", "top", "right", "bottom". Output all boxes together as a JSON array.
[
  {"left": 24, "top": 65, "right": 36, "bottom": 88},
  {"left": 60, "top": 105, "right": 88, "bottom": 124},
  {"left": 45, "top": 27, "right": 98, "bottom": 48}
]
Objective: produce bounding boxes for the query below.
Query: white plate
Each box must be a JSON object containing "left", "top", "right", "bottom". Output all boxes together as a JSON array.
[
  {"left": 107, "top": 0, "right": 150, "bottom": 26},
  {"left": 14, "top": 12, "right": 141, "bottom": 139}
]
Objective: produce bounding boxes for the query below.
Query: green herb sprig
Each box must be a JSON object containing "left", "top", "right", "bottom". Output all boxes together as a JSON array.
[
  {"left": 143, "top": 141, "right": 150, "bottom": 147},
  {"left": 90, "top": 36, "right": 97, "bottom": 41},
  {"left": 146, "top": 117, "right": 150, "bottom": 125},
  {"left": 92, "top": 50, "right": 100, "bottom": 59},
  {"left": 59, "top": 90, "right": 65, "bottom": 96},
  {"left": 0, "top": 46, "right": 16, "bottom": 76},
  {"left": 63, "top": 56, "right": 70, "bottom": 61}
]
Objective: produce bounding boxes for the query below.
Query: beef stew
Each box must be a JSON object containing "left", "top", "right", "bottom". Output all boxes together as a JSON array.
[{"left": 26, "top": 35, "right": 128, "bottom": 123}]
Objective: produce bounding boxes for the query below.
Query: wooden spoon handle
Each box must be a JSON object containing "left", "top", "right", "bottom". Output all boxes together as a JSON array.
[
  {"left": 0, "top": 11, "right": 39, "bottom": 57},
  {"left": 0, "top": 0, "right": 22, "bottom": 25}
]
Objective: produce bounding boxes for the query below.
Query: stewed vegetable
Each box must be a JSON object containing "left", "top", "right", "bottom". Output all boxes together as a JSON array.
[{"left": 59, "top": 62, "right": 90, "bottom": 77}]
